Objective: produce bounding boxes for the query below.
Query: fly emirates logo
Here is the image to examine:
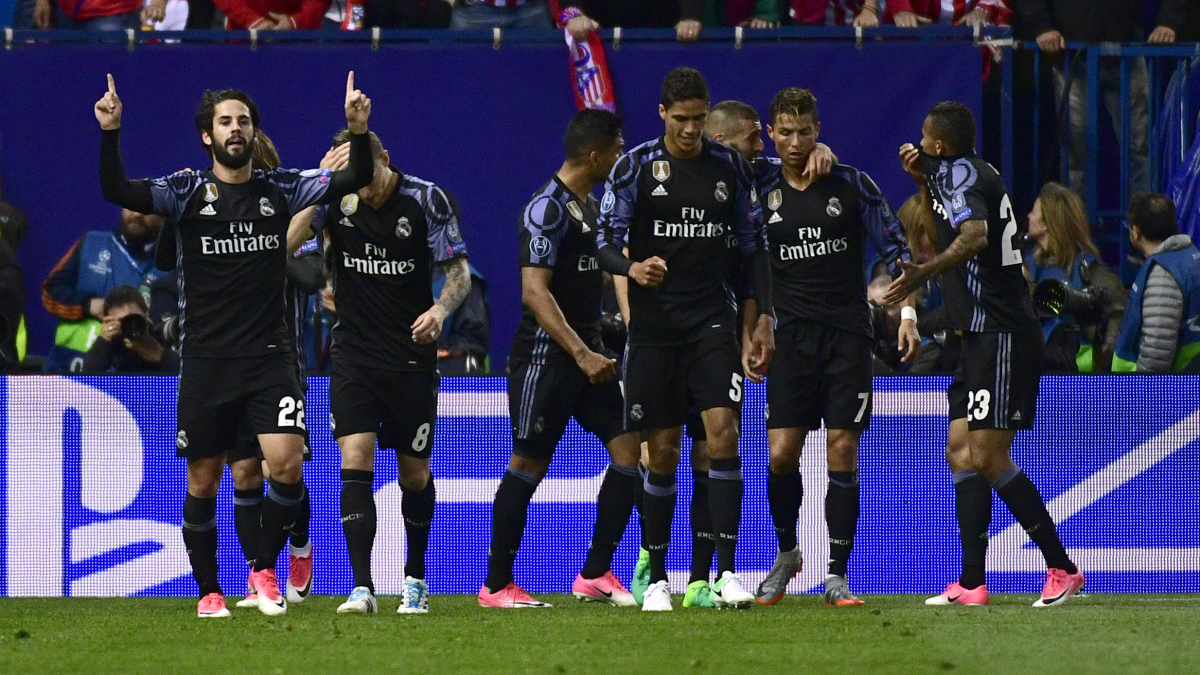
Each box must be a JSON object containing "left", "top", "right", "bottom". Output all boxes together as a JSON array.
[
  {"left": 653, "top": 207, "right": 726, "bottom": 239},
  {"left": 343, "top": 242, "right": 417, "bottom": 275},
  {"left": 778, "top": 226, "right": 849, "bottom": 261},
  {"left": 200, "top": 221, "right": 281, "bottom": 255}
]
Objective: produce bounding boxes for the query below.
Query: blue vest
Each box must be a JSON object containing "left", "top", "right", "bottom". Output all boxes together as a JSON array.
[
  {"left": 45, "top": 231, "right": 159, "bottom": 372},
  {"left": 1113, "top": 244, "right": 1200, "bottom": 372}
]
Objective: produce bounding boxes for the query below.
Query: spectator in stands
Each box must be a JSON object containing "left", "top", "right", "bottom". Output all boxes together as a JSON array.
[
  {"left": 559, "top": 2, "right": 705, "bottom": 42},
  {"left": 82, "top": 285, "right": 179, "bottom": 374},
  {"left": 1015, "top": 0, "right": 1189, "bottom": 196},
  {"left": 32, "top": 0, "right": 143, "bottom": 29},
  {"left": 361, "top": 0, "right": 450, "bottom": 28},
  {"left": 214, "top": 0, "right": 331, "bottom": 28},
  {"left": 1024, "top": 182, "right": 1125, "bottom": 372},
  {"left": 42, "top": 208, "right": 162, "bottom": 372},
  {"left": 0, "top": 180, "right": 29, "bottom": 366},
  {"left": 788, "top": 0, "right": 878, "bottom": 28},
  {"left": 451, "top": 0, "right": 550, "bottom": 30},
  {"left": 433, "top": 262, "right": 490, "bottom": 374},
  {"left": 1113, "top": 192, "right": 1200, "bottom": 373},
  {"left": 883, "top": 0, "right": 1008, "bottom": 28}
]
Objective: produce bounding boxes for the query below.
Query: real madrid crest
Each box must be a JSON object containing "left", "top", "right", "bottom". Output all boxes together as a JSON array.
[
  {"left": 203, "top": 183, "right": 218, "bottom": 203},
  {"left": 652, "top": 160, "right": 670, "bottom": 182},
  {"left": 258, "top": 197, "right": 275, "bottom": 217},
  {"left": 826, "top": 196, "right": 843, "bottom": 218},
  {"left": 566, "top": 201, "right": 584, "bottom": 222},
  {"left": 395, "top": 216, "right": 412, "bottom": 239},
  {"left": 341, "top": 193, "right": 359, "bottom": 216},
  {"left": 767, "top": 189, "right": 782, "bottom": 212},
  {"left": 714, "top": 181, "right": 729, "bottom": 203}
]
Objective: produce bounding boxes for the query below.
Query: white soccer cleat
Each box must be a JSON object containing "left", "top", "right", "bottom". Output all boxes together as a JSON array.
[
  {"left": 712, "top": 571, "right": 755, "bottom": 610},
  {"left": 235, "top": 574, "right": 258, "bottom": 608},
  {"left": 641, "top": 580, "right": 673, "bottom": 612},
  {"left": 250, "top": 568, "right": 287, "bottom": 616},
  {"left": 397, "top": 577, "right": 429, "bottom": 614},
  {"left": 337, "top": 586, "right": 379, "bottom": 614}
]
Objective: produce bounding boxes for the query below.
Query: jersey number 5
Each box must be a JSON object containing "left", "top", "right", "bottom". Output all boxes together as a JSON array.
[
  {"left": 729, "top": 373, "right": 744, "bottom": 403},
  {"left": 999, "top": 194, "right": 1022, "bottom": 267}
]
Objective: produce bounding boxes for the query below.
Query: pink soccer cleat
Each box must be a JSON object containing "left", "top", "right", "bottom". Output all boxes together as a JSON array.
[
  {"left": 572, "top": 572, "right": 637, "bottom": 607},
  {"left": 477, "top": 582, "right": 553, "bottom": 609},
  {"left": 1033, "top": 568, "right": 1085, "bottom": 608},
  {"left": 250, "top": 568, "right": 287, "bottom": 616},
  {"left": 197, "top": 592, "right": 231, "bottom": 618},
  {"left": 925, "top": 582, "right": 990, "bottom": 606},
  {"left": 287, "top": 542, "right": 313, "bottom": 604}
]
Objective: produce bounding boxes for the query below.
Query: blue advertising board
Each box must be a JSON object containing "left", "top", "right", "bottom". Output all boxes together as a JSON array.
[{"left": 2, "top": 375, "right": 1198, "bottom": 598}]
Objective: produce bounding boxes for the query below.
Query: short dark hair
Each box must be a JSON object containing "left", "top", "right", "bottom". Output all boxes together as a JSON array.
[
  {"left": 332, "top": 128, "right": 385, "bottom": 159},
  {"left": 661, "top": 67, "right": 709, "bottom": 109},
  {"left": 564, "top": 109, "right": 623, "bottom": 161},
  {"left": 768, "top": 88, "right": 818, "bottom": 125},
  {"left": 103, "top": 285, "right": 148, "bottom": 315},
  {"left": 194, "top": 90, "right": 260, "bottom": 144},
  {"left": 927, "top": 101, "right": 976, "bottom": 155},
  {"left": 1128, "top": 192, "right": 1179, "bottom": 242},
  {"left": 707, "top": 100, "right": 759, "bottom": 137}
]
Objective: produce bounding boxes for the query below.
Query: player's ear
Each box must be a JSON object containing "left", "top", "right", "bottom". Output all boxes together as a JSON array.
[
  {"left": 813, "top": 121, "right": 821, "bottom": 138},
  {"left": 658, "top": 104, "right": 668, "bottom": 121},
  {"left": 379, "top": 149, "right": 389, "bottom": 167},
  {"left": 201, "top": 130, "right": 213, "bottom": 148}
]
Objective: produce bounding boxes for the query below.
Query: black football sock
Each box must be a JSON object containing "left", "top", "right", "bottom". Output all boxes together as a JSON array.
[
  {"left": 767, "top": 469, "right": 803, "bottom": 553},
  {"left": 232, "top": 487, "right": 263, "bottom": 568},
  {"left": 582, "top": 464, "right": 640, "bottom": 579},
  {"left": 289, "top": 484, "right": 311, "bottom": 550},
  {"left": 485, "top": 468, "right": 540, "bottom": 593},
  {"left": 992, "top": 466, "right": 1076, "bottom": 573},
  {"left": 689, "top": 470, "right": 715, "bottom": 585},
  {"left": 182, "top": 493, "right": 221, "bottom": 596},
  {"left": 340, "top": 469, "right": 377, "bottom": 592},
  {"left": 254, "top": 478, "right": 305, "bottom": 573},
  {"left": 636, "top": 462, "right": 648, "bottom": 548},
  {"left": 708, "top": 458, "right": 743, "bottom": 576},
  {"left": 826, "top": 471, "right": 860, "bottom": 578},
  {"left": 642, "top": 469, "right": 676, "bottom": 584},
  {"left": 953, "top": 470, "right": 992, "bottom": 590},
  {"left": 401, "top": 478, "right": 436, "bottom": 581}
]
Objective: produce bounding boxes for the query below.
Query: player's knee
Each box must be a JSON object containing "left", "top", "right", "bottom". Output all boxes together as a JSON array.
[
  {"left": 606, "top": 433, "right": 641, "bottom": 469},
  {"left": 269, "top": 454, "right": 303, "bottom": 484},
  {"left": 187, "top": 475, "right": 221, "bottom": 499},
  {"left": 690, "top": 448, "right": 710, "bottom": 473},
  {"left": 705, "top": 422, "right": 739, "bottom": 458},
  {"left": 768, "top": 451, "right": 800, "bottom": 475},
  {"left": 508, "top": 455, "right": 550, "bottom": 480},
  {"left": 826, "top": 438, "right": 858, "bottom": 471},
  {"left": 229, "top": 460, "right": 264, "bottom": 491},
  {"left": 398, "top": 467, "right": 432, "bottom": 492},
  {"left": 647, "top": 445, "right": 681, "bottom": 474}
]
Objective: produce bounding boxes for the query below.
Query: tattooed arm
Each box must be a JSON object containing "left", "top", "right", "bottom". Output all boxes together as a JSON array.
[{"left": 412, "top": 257, "right": 471, "bottom": 345}]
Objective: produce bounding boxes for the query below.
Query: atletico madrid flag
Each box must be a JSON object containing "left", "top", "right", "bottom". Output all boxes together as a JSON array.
[{"left": 549, "top": 2, "right": 617, "bottom": 113}]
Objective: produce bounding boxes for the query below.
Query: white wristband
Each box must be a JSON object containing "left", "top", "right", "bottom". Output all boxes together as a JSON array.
[{"left": 901, "top": 306, "right": 918, "bottom": 324}]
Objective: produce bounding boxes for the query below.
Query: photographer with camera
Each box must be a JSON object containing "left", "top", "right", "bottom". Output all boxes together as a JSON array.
[
  {"left": 1025, "top": 183, "right": 1126, "bottom": 372},
  {"left": 1112, "top": 192, "right": 1200, "bottom": 373},
  {"left": 82, "top": 285, "right": 179, "bottom": 374}
]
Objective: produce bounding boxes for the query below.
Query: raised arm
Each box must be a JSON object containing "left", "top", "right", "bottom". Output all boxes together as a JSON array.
[{"left": 96, "top": 75, "right": 155, "bottom": 214}]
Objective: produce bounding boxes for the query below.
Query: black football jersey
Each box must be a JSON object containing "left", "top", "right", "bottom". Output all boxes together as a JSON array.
[
  {"left": 597, "top": 137, "right": 766, "bottom": 346},
  {"left": 511, "top": 176, "right": 604, "bottom": 365},
  {"left": 921, "top": 152, "right": 1037, "bottom": 332},
  {"left": 148, "top": 167, "right": 336, "bottom": 358},
  {"left": 315, "top": 169, "right": 468, "bottom": 372},
  {"left": 755, "top": 160, "right": 909, "bottom": 337}
]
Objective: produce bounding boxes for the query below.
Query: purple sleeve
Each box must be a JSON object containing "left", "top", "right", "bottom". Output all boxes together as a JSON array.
[
  {"left": 596, "top": 153, "right": 639, "bottom": 252},
  {"left": 520, "top": 196, "right": 567, "bottom": 268},
  {"left": 856, "top": 169, "right": 910, "bottom": 277},
  {"left": 424, "top": 185, "right": 468, "bottom": 263}
]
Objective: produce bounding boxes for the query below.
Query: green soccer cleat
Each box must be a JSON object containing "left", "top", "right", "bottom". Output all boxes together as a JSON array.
[
  {"left": 631, "top": 548, "right": 651, "bottom": 605},
  {"left": 682, "top": 580, "right": 715, "bottom": 608}
]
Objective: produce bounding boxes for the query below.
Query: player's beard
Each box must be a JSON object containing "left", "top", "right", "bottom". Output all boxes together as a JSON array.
[{"left": 211, "top": 134, "right": 255, "bottom": 171}]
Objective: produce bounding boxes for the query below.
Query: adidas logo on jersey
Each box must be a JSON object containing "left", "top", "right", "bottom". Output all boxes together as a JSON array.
[
  {"left": 199, "top": 204, "right": 216, "bottom": 216},
  {"left": 340, "top": 217, "right": 354, "bottom": 228},
  {"left": 768, "top": 211, "right": 783, "bottom": 224},
  {"left": 651, "top": 185, "right": 668, "bottom": 197},
  {"left": 1012, "top": 411, "right": 1022, "bottom": 422}
]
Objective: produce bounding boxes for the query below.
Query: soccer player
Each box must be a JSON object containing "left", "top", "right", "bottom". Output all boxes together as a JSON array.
[
  {"left": 750, "top": 88, "right": 918, "bottom": 607},
  {"left": 300, "top": 129, "right": 469, "bottom": 615},
  {"left": 95, "top": 72, "right": 375, "bottom": 618},
  {"left": 885, "top": 101, "right": 1085, "bottom": 608},
  {"left": 597, "top": 67, "right": 775, "bottom": 612},
  {"left": 479, "top": 109, "right": 642, "bottom": 609}
]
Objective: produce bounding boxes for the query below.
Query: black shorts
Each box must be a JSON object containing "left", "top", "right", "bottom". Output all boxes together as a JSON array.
[
  {"left": 947, "top": 329, "right": 1041, "bottom": 431},
  {"left": 624, "top": 332, "right": 743, "bottom": 432},
  {"left": 226, "top": 422, "right": 312, "bottom": 464},
  {"left": 176, "top": 355, "right": 306, "bottom": 460},
  {"left": 766, "top": 320, "right": 874, "bottom": 430},
  {"left": 507, "top": 358, "right": 625, "bottom": 461},
  {"left": 329, "top": 358, "right": 439, "bottom": 459}
]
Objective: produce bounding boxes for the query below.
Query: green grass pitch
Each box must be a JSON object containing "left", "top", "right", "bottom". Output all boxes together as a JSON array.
[{"left": 2, "top": 594, "right": 1198, "bottom": 674}]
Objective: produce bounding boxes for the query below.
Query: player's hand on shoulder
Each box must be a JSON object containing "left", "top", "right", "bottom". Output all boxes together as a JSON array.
[
  {"left": 899, "top": 143, "right": 923, "bottom": 183},
  {"left": 576, "top": 350, "right": 617, "bottom": 385},
  {"left": 321, "top": 142, "right": 351, "bottom": 172},
  {"left": 344, "top": 71, "right": 372, "bottom": 134},
  {"left": 95, "top": 74, "right": 122, "bottom": 131},
  {"left": 805, "top": 143, "right": 837, "bottom": 180},
  {"left": 629, "top": 256, "right": 667, "bottom": 288}
]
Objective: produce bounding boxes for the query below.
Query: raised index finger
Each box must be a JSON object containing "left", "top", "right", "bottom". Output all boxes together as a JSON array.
[
  {"left": 346, "top": 71, "right": 355, "bottom": 95},
  {"left": 107, "top": 73, "right": 117, "bottom": 95}
]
